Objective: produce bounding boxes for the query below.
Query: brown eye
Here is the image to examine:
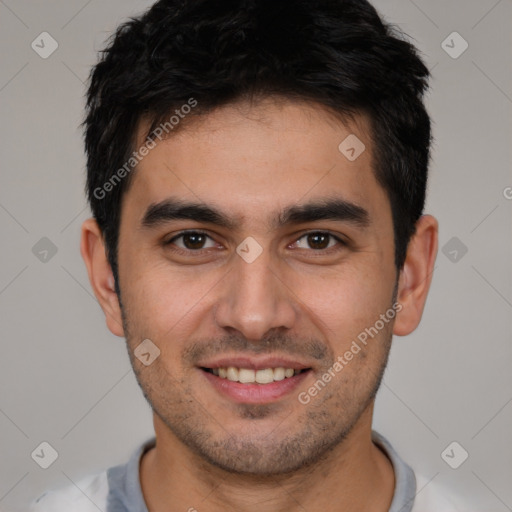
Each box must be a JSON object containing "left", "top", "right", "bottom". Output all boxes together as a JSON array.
[
  {"left": 307, "top": 233, "right": 330, "bottom": 249},
  {"left": 181, "top": 232, "right": 207, "bottom": 249},
  {"left": 293, "top": 232, "right": 343, "bottom": 251},
  {"left": 166, "top": 231, "right": 216, "bottom": 251}
]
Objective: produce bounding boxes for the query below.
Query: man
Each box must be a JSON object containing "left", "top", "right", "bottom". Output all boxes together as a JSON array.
[{"left": 30, "top": 0, "right": 466, "bottom": 510}]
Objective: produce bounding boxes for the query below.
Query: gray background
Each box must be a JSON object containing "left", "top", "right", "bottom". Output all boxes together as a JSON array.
[{"left": 0, "top": 0, "right": 511, "bottom": 510}]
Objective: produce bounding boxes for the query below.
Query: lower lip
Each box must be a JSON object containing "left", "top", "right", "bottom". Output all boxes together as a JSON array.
[{"left": 200, "top": 369, "right": 311, "bottom": 404}]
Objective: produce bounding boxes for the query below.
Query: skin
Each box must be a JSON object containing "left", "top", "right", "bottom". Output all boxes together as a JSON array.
[{"left": 81, "top": 97, "right": 438, "bottom": 512}]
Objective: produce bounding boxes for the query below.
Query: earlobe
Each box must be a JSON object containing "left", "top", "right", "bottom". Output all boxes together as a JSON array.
[
  {"left": 393, "top": 214, "right": 438, "bottom": 337},
  {"left": 80, "top": 218, "right": 125, "bottom": 337}
]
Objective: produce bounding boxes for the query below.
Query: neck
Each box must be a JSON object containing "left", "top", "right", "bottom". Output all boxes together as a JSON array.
[{"left": 140, "top": 404, "right": 395, "bottom": 512}]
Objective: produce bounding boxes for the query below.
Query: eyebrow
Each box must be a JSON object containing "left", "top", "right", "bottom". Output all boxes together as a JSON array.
[{"left": 140, "top": 197, "right": 370, "bottom": 231}]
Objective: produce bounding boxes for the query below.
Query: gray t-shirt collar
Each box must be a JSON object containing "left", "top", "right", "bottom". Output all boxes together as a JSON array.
[{"left": 372, "top": 430, "right": 417, "bottom": 512}]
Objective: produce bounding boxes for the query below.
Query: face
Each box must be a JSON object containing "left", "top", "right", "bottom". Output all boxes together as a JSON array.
[{"left": 115, "top": 98, "right": 399, "bottom": 475}]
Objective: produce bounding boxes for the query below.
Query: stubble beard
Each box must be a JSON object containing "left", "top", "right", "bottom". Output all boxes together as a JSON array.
[{"left": 118, "top": 291, "right": 394, "bottom": 477}]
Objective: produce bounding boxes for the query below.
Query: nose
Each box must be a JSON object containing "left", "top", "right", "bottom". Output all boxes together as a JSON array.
[{"left": 214, "top": 246, "right": 298, "bottom": 342}]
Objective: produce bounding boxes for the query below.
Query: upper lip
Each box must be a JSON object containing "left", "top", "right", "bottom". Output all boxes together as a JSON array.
[{"left": 197, "top": 356, "right": 313, "bottom": 372}]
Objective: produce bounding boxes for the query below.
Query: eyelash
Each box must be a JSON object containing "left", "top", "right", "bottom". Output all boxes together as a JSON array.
[{"left": 164, "top": 230, "right": 347, "bottom": 256}]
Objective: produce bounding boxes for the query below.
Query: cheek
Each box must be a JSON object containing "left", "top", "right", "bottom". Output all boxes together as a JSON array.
[
  {"left": 297, "top": 264, "right": 394, "bottom": 344},
  {"left": 122, "top": 261, "right": 222, "bottom": 340}
]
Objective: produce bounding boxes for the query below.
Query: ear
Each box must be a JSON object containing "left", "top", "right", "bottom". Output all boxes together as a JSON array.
[
  {"left": 393, "top": 214, "right": 438, "bottom": 336},
  {"left": 80, "top": 218, "right": 125, "bottom": 337}
]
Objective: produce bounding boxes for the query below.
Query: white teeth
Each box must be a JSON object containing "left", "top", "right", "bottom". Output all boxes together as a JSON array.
[
  {"left": 226, "top": 366, "right": 238, "bottom": 381},
  {"left": 255, "top": 368, "right": 274, "bottom": 384},
  {"left": 210, "top": 366, "right": 304, "bottom": 384},
  {"left": 273, "top": 367, "right": 285, "bottom": 381},
  {"left": 238, "top": 368, "right": 255, "bottom": 383}
]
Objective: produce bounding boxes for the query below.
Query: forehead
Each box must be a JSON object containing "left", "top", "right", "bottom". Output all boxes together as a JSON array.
[{"left": 124, "top": 98, "right": 390, "bottom": 229}]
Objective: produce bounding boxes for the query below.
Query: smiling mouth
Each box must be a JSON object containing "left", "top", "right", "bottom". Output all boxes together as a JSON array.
[{"left": 201, "top": 366, "right": 310, "bottom": 384}]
